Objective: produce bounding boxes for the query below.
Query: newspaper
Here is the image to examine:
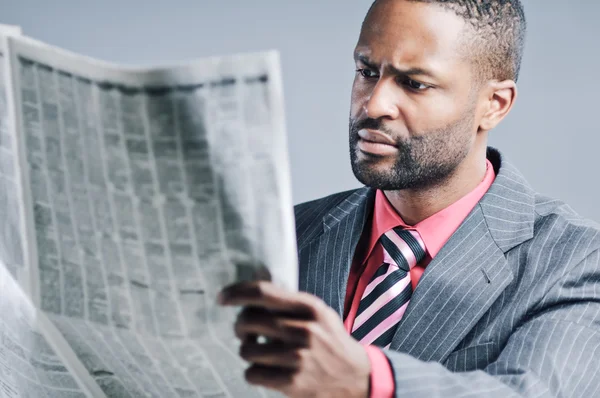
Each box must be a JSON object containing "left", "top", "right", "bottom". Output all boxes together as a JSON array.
[
  {"left": 0, "top": 26, "right": 297, "bottom": 398},
  {"left": 0, "top": 24, "right": 25, "bottom": 285},
  {"left": 0, "top": 254, "right": 99, "bottom": 397}
]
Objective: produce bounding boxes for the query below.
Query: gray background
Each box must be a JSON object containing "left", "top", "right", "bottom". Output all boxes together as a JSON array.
[{"left": 1, "top": 0, "right": 599, "bottom": 221}]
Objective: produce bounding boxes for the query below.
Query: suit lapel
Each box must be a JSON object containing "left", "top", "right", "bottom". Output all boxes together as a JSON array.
[
  {"left": 298, "top": 188, "right": 375, "bottom": 316},
  {"left": 389, "top": 148, "right": 536, "bottom": 363},
  {"left": 389, "top": 206, "right": 513, "bottom": 362}
]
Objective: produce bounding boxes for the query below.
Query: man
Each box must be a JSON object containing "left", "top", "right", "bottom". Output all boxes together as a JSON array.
[{"left": 218, "top": 0, "right": 600, "bottom": 397}]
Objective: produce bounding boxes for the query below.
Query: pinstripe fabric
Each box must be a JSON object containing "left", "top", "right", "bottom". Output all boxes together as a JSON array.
[{"left": 294, "top": 148, "right": 600, "bottom": 397}]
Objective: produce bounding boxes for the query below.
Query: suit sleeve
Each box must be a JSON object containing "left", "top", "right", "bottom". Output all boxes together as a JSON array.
[{"left": 383, "top": 249, "right": 600, "bottom": 398}]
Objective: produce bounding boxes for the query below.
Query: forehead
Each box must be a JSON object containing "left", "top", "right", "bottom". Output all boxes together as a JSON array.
[{"left": 356, "top": 0, "right": 468, "bottom": 71}]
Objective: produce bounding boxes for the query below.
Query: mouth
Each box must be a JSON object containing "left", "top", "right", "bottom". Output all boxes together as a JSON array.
[
  {"left": 356, "top": 128, "right": 398, "bottom": 156},
  {"left": 357, "top": 129, "right": 397, "bottom": 147}
]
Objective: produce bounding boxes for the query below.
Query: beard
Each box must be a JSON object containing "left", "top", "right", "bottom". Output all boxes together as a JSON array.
[{"left": 349, "top": 111, "right": 475, "bottom": 191}]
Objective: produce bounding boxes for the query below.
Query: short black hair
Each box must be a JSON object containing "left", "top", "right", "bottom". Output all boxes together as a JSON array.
[{"left": 365, "top": 0, "right": 527, "bottom": 83}]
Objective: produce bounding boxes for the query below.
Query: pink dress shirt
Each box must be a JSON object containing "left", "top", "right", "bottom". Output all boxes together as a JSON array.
[{"left": 343, "top": 160, "right": 496, "bottom": 397}]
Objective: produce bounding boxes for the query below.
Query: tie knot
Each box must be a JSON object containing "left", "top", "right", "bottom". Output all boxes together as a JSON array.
[{"left": 379, "top": 227, "right": 427, "bottom": 272}]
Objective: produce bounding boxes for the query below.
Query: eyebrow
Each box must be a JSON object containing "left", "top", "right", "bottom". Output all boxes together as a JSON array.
[{"left": 355, "top": 54, "right": 438, "bottom": 80}]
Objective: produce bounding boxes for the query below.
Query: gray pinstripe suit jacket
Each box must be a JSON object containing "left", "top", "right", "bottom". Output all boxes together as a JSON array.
[{"left": 294, "top": 148, "right": 600, "bottom": 397}]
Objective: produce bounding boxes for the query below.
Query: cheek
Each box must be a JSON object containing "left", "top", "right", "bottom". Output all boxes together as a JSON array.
[
  {"left": 406, "top": 99, "right": 464, "bottom": 135},
  {"left": 350, "top": 79, "right": 369, "bottom": 117}
]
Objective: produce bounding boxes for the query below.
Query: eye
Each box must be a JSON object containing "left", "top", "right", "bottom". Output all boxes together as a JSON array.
[
  {"left": 401, "top": 78, "right": 429, "bottom": 91},
  {"left": 356, "top": 68, "right": 379, "bottom": 79}
]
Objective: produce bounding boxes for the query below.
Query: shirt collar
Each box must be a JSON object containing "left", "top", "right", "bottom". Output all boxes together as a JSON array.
[{"left": 363, "top": 159, "right": 496, "bottom": 264}]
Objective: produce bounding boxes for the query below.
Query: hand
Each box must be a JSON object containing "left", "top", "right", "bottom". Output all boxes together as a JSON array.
[{"left": 218, "top": 281, "right": 371, "bottom": 398}]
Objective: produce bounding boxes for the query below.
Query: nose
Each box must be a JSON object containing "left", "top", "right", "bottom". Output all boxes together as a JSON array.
[{"left": 363, "top": 79, "right": 400, "bottom": 120}]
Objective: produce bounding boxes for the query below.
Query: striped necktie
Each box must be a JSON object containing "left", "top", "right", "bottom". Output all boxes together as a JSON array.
[{"left": 351, "top": 227, "right": 426, "bottom": 348}]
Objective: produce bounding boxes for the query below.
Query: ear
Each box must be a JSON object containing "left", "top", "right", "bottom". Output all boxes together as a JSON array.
[{"left": 478, "top": 80, "right": 517, "bottom": 132}]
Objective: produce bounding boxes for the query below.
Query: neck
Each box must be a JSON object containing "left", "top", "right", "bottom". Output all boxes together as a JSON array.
[{"left": 383, "top": 146, "right": 488, "bottom": 225}]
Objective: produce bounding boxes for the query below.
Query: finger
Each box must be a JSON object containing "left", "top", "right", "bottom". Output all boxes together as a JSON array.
[
  {"left": 240, "top": 340, "right": 304, "bottom": 368},
  {"left": 218, "top": 281, "right": 321, "bottom": 317},
  {"left": 235, "top": 307, "right": 309, "bottom": 345},
  {"left": 234, "top": 307, "right": 280, "bottom": 340},
  {"left": 244, "top": 364, "right": 295, "bottom": 392},
  {"left": 236, "top": 302, "right": 313, "bottom": 321}
]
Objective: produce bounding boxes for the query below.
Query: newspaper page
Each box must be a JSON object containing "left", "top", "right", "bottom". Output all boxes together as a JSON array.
[
  {"left": 4, "top": 32, "right": 296, "bottom": 398},
  {"left": 0, "top": 25, "right": 22, "bottom": 37},
  {"left": 0, "top": 256, "right": 102, "bottom": 397},
  {"left": 0, "top": 26, "right": 27, "bottom": 286}
]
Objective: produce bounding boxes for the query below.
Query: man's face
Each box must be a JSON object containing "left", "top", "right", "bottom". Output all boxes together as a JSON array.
[{"left": 350, "top": 0, "right": 480, "bottom": 191}]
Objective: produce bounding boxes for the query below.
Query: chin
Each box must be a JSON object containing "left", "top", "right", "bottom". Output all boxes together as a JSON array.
[{"left": 352, "top": 161, "right": 394, "bottom": 188}]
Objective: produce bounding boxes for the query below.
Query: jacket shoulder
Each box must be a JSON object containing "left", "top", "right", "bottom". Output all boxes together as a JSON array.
[
  {"left": 534, "top": 193, "right": 600, "bottom": 240},
  {"left": 294, "top": 188, "right": 362, "bottom": 248},
  {"left": 528, "top": 193, "right": 600, "bottom": 270}
]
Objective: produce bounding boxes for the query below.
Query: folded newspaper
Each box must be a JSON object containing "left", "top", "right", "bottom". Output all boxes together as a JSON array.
[{"left": 0, "top": 24, "right": 298, "bottom": 398}]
